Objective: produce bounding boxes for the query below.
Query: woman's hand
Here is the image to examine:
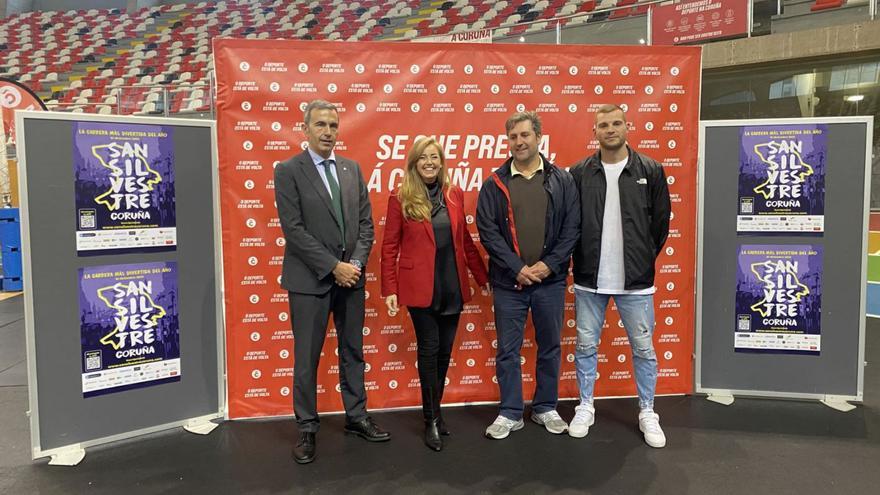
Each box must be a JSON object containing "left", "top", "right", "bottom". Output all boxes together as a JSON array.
[{"left": 385, "top": 294, "right": 399, "bottom": 316}]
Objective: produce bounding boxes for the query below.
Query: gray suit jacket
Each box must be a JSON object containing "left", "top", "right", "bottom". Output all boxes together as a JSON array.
[{"left": 274, "top": 150, "right": 374, "bottom": 294}]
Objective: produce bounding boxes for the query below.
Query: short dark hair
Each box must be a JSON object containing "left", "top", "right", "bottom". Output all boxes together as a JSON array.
[
  {"left": 595, "top": 104, "right": 626, "bottom": 120},
  {"left": 505, "top": 111, "right": 542, "bottom": 136},
  {"left": 303, "top": 99, "right": 338, "bottom": 125}
]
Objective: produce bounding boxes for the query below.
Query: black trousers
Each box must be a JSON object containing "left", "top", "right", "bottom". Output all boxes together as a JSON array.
[
  {"left": 408, "top": 307, "right": 460, "bottom": 420},
  {"left": 289, "top": 286, "right": 367, "bottom": 433}
]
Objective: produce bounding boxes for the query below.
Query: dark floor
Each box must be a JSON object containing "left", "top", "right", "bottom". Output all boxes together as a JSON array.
[{"left": 1, "top": 295, "right": 879, "bottom": 494}]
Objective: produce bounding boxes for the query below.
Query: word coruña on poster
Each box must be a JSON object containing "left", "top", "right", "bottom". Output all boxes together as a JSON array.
[
  {"left": 73, "top": 122, "right": 177, "bottom": 255},
  {"left": 79, "top": 262, "right": 181, "bottom": 397},
  {"left": 737, "top": 124, "right": 826, "bottom": 234}
]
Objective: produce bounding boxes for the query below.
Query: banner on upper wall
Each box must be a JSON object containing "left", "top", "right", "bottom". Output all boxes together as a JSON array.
[
  {"left": 737, "top": 124, "right": 827, "bottom": 234},
  {"left": 650, "top": 0, "right": 750, "bottom": 46},
  {"left": 214, "top": 39, "right": 701, "bottom": 419},
  {"left": 79, "top": 261, "right": 181, "bottom": 397},
  {"left": 72, "top": 121, "right": 177, "bottom": 255},
  {"left": 735, "top": 245, "right": 823, "bottom": 355},
  {"left": 413, "top": 28, "right": 493, "bottom": 43}
]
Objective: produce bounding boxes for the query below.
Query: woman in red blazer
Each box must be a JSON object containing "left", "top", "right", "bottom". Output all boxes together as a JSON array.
[{"left": 381, "top": 137, "right": 489, "bottom": 451}]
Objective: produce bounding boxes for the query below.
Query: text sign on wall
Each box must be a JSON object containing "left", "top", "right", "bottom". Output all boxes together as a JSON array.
[{"left": 651, "top": 0, "right": 750, "bottom": 46}]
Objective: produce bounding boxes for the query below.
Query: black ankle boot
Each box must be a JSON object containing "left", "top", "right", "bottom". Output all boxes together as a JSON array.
[
  {"left": 424, "top": 418, "right": 442, "bottom": 451},
  {"left": 437, "top": 416, "right": 450, "bottom": 436},
  {"left": 437, "top": 371, "right": 450, "bottom": 436}
]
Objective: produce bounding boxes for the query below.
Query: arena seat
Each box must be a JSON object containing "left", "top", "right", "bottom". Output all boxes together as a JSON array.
[
  {"left": 811, "top": 0, "right": 846, "bottom": 11},
  {"left": 609, "top": 0, "right": 640, "bottom": 19}
]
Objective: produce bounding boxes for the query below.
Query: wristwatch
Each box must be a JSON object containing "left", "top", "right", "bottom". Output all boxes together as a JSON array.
[{"left": 350, "top": 259, "right": 363, "bottom": 270}]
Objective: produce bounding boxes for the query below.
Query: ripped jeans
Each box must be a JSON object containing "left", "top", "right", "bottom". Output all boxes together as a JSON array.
[{"left": 574, "top": 289, "right": 657, "bottom": 410}]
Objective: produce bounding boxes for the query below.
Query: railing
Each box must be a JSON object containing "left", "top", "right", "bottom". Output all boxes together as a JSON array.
[
  {"left": 433, "top": 0, "right": 875, "bottom": 46},
  {"left": 45, "top": 83, "right": 214, "bottom": 118}
]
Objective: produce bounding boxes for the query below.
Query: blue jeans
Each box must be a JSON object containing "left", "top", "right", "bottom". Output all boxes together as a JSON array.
[
  {"left": 574, "top": 289, "right": 657, "bottom": 410},
  {"left": 493, "top": 279, "right": 565, "bottom": 421}
]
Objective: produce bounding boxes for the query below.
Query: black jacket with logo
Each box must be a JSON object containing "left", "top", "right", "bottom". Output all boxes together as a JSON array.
[{"left": 569, "top": 146, "right": 671, "bottom": 290}]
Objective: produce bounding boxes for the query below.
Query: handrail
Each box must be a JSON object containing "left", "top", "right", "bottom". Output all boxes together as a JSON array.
[{"left": 47, "top": 82, "right": 214, "bottom": 116}]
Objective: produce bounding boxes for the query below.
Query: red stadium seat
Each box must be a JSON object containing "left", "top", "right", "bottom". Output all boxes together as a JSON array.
[
  {"left": 811, "top": 0, "right": 846, "bottom": 11},
  {"left": 580, "top": 1, "right": 597, "bottom": 12},
  {"left": 609, "top": 0, "right": 637, "bottom": 19}
]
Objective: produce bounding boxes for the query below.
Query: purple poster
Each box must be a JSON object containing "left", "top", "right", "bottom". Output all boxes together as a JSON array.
[
  {"left": 735, "top": 245, "right": 822, "bottom": 355},
  {"left": 79, "top": 262, "right": 180, "bottom": 397},
  {"left": 737, "top": 124, "right": 826, "bottom": 233},
  {"left": 73, "top": 121, "right": 176, "bottom": 255}
]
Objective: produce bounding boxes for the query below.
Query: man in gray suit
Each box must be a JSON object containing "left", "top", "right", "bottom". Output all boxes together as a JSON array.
[{"left": 275, "top": 99, "right": 390, "bottom": 465}]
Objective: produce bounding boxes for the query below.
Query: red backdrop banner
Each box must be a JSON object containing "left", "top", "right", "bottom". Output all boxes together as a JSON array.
[
  {"left": 651, "top": 0, "right": 750, "bottom": 45},
  {"left": 0, "top": 77, "right": 47, "bottom": 145},
  {"left": 214, "top": 39, "right": 700, "bottom": 419}
]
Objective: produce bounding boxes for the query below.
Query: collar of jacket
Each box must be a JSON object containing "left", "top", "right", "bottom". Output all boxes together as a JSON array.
[
  {"left": 495, "top": 153, "right": 556, "bottom": 182},
  {"left": 584, "top": 144, "right": 638, "bottom": 174}
]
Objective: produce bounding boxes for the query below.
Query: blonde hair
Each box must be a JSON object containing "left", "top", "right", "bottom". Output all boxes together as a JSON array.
[{"left": 397, "top": 137, "right": 449, "bottom": 221}]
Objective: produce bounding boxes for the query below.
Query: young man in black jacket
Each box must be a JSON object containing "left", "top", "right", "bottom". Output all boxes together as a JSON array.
[
  {"left": 476, "top": 112, "right": 580, "bottom": 439},
  {"left": 568, "top": 104, "right": 671, "bottom": 448}
]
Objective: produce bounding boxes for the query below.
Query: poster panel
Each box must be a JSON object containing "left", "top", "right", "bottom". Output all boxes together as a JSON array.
[
  {"left": 73, "top": 121, "right": 177, "bottom": 255},
  {"left": 79, "top": 261, "right": 181, "bottom": 397},
  {"left": 737, "top": 124, "right": 826, "bottom": 234},
  {"left": 735, "top": 245, "right": 822, "bottom": 355},
  {"left": 214, "top": 40, "right": 701, "bottom": 418}
]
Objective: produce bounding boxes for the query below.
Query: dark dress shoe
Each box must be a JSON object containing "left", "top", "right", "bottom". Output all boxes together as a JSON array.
[
  {"left": 292, "top": 432, "right": 316, "bottom": 464},
  {"left": 424, "top": 419, "right": 442, "bottom": 451},
  {"left": 438, "top": 417, "right": 450, "bottom": 436},
  {"left": 344, "top": 417, "right": 391, "bottom": 442}
]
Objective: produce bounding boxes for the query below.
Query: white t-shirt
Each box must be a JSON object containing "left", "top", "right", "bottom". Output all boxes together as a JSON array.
[{"left": 575, "top": 157, "right": 655, "bottom": 295}]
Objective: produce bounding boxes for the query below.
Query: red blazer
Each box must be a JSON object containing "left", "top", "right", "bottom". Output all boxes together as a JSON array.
[{"left": 381, "top": 185, "right": 489, "bottom": 308}]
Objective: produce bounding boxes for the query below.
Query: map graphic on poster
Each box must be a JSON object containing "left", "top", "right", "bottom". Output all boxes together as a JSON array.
[
  {"left": 737, "top": 124, "right": 826, "bottom": 233},
  {"left": 79, "top": 262, "right": 180, "bottom": 397},
  {"left": 735, "top": 245, "right": 822, "bottom": 354},
  {"left": 73, "top": 122, "right": 177, "bottom": 255}
]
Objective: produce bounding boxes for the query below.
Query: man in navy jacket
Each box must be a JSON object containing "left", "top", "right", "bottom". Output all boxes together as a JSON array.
[{"left": 477, "top": 111, "right": 580, "bottom": 439}]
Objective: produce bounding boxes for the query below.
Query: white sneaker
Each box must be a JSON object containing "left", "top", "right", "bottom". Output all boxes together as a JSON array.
[
  {"left": 638, "top": 410, "right": 666, "bottom": 448},
  {"left": 530, "top": 410, "right": 568, "bottom": 434},
  {"left": 485, "top": 415, "right": 524, "bottom": 440},
  {"left": 568, "top": 403, "right": 595, "bottom": 438}
]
